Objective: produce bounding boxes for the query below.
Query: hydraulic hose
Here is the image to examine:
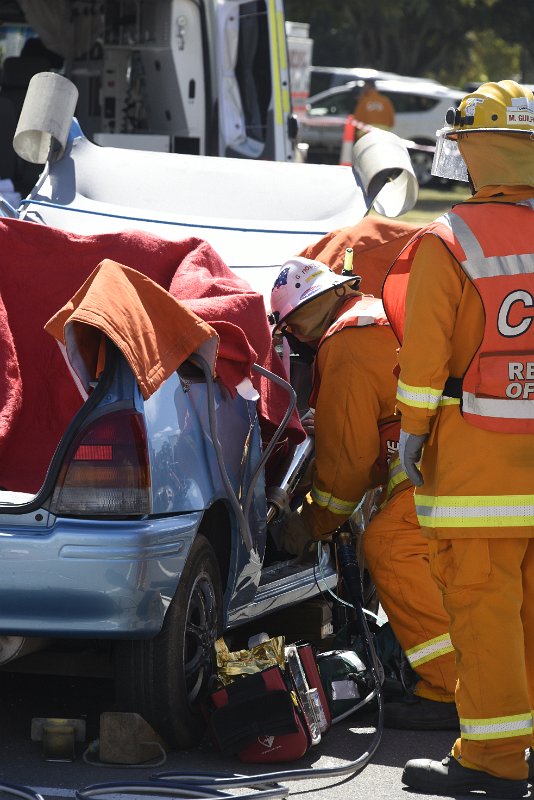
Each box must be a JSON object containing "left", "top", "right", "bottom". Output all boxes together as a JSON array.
[
  {"left": 75, "top": 533, "right": 384, "bottom": 799},
  {"left": 76, "top": 781, "right": 287, "bottom": 800},
  {"left": 76, "top": 386, "right": 383, "bottom": 800},
  {"left": 243, "top": 363, "right": 297, "bottom": 528},
  {"left": 190, "top": 353, "right": 254, "bottom": 552},
  {"left": 190, "top": 355, "right": 297, "bottom": 554},
  {"left": 333, "top": 530, "right": 384, "bottom": 685},
  {"left": 0, "top": 784, "right": 45, "bottom": 800},
  {"left": 150, "top": 530, "right": 384, "bottom": 790}
]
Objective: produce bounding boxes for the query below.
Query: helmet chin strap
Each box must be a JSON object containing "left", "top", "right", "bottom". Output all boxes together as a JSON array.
[
  {"left": 282, "top": 330, "right": 316, "bottom": 364},
  {"left": 467, "top": 171, "right": 476, "bottom": 195}
]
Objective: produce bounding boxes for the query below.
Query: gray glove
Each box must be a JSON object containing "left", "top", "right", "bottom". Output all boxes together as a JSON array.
[{"left": 399, "top": 430, "right": 428, "bottom": 487}]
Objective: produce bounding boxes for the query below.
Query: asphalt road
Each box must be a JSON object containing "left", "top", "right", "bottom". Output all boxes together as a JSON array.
[{"left": 0, "top": 670, "right": 465, "bottom": 800}]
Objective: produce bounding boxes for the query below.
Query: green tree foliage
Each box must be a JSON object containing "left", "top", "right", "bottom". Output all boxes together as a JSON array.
[{"left": 284, "top": 0, "right": 532, "bottom": 86}]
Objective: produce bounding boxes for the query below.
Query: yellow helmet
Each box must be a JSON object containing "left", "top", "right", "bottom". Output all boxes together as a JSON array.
[
  {"left": 445, "top": 80, "right": 534, "bottom": 137},
  {"left": 432, "top": 80, "right": 534, "bottom": 185}
]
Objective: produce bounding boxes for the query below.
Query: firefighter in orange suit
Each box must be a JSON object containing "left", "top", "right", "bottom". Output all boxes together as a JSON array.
[
  {"left": 383, "top": 80, "right": 534, "bottom": 797},
  {"left": 269, "top": 256, "right": 458, "bottom": 729},
  {"left": 353, "top": 78, "right": 395, "bottom": 138}
]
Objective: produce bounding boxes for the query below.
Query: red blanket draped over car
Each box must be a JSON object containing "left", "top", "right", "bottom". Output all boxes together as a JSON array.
[{"left": 0, "top": 217, "right": 304, "bottom": 493}]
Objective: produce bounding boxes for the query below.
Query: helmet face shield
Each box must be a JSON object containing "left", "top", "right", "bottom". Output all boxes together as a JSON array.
[{"left": 432, "top": 128, "right": 469, "bottom": 182}]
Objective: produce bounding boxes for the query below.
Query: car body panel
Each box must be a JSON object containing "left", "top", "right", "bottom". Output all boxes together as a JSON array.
[
  {"left": 227, "top": 546, "right": 335, "bottom": 626},
  {"left": 0, "top": 511, "right": 198, "bottom": 636},
  {"left": 145, "top": 370, "right": 259, "bottom": 516}
]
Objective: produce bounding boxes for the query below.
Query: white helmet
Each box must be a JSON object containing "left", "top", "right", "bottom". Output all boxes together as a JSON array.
[{"left": 270, "top": 257, "right": 360, "bottom": 333}]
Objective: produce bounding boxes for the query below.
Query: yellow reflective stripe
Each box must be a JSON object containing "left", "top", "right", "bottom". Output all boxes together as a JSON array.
[
  {"left": 385, "top": 456, "right": 408, "bottom": 499},
  {"left": 460, "top": 712, "right": 532, "bottom": 741},
  {"left": 268, "top": 0, "right": 283, "bottom": 126},
  {"left": 406, "top": 633, "right": 454, "bottom": 668},
  {"left": 416, "top": 494, "right": 534, "bottom": 528},
  {"left": 439, "top": 396, "right": 460, "bottom": 406},
  {"left": 276, "top": 10, "right": 290, "bottom": 114},
  {"left": 311, "top": 484, "right": 357, "bottom": 515},
  {"left": 396, "top": 379, "right": 442, "bottom": 410}
]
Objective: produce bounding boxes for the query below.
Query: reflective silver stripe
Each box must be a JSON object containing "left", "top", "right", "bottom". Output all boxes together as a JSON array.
[
  {"left": 355, "top": 299, "right": 386, "bottom": 323},
  {"left": 464, "top": 390, "right": 534, "bottom": 419},
  {"left": 311, "top": 485, "right": 357, "bottom": 516},
  {"left": 472, "top": 253, "right": 534, "bottom": 277},
  {"left": 386, "top": 457, "right": 408, "bottom": 499},
  {"left": 387, "top": 457, "right": 406, "bottom": 483},
  {"left": 445, "top": 210, "right": 534, "bottom": 279},
  {"left": 415, "top": 493, "right": 534, "bottom": 527},
  {"left": 459, "top": 252, "right": 534, "bottom": 279},
  {"left": 442, "top": 211, "right": 485, "bottom": 275},
  {"left": 406, "top": 633, "right": 454, "bottom": 667},
  {"left": 460, "top": 712, "right": 532, "bottom": 741},
  {"left": 397, "top": 380, "right": 442, "bottom": 409}
]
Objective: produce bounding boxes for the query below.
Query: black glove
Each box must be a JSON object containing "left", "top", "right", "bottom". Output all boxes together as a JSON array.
[{"left": 277, "top": 508, "right": 319, "bottom": 562}]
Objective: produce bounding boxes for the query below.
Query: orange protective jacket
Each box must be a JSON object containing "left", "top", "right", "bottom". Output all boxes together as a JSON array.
[
  {"left": 383, "top": 186, "right": 534, "bottom": 538},
  {"left": 353, "top": 89, "right": 395, "bottom": 130},
  {"left": 300, "top": 296, "right": 407, "bottom": 539},
  {"left": 298, "top": 217, "right": 421, "bottom": 297}
]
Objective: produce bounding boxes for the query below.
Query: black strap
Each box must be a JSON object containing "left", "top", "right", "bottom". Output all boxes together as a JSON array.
[
  {"left": 443, "top": 376, "right": 462, "bottom": 398},
  {"left": 283, "top": 331, "right": 316, "bottom": 365}
]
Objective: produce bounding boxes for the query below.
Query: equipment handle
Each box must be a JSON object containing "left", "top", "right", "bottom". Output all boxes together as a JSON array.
[{"left": 334, "top": 529, "right": 363, "bottom": 608}]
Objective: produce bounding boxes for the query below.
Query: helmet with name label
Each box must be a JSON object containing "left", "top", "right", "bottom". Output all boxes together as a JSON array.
[
  {"left": 432, "top": 80, "right": 534, "bottom": 185},
  {"left": 446, "top": 80, "right": 534, "bottom": 136},
  {"left": 270, "top": 257, "right": 360, "bottom": 334}
]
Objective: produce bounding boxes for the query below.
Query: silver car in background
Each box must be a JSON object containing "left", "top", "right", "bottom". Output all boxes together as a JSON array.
[{"left": 298, "top": 77, "right": 464, "bottom": 186}]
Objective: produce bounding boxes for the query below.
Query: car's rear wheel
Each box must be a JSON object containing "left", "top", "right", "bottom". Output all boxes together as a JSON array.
[
  {"left": 114, "top": 534, "right": 223, "bottom": 749},
  {"left": 409, "top": 147, "right": 435, "bottom": 187}
]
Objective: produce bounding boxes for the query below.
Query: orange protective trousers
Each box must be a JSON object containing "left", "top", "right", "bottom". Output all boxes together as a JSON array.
[
  {"left": 429, "top": 537, "right": 534, "bottom": 781},
  {"left": 363, "top": 486, "right": 456, "bottom": 702}
]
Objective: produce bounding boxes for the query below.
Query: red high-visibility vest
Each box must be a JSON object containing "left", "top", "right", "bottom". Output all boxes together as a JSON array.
[{"left": 384, "top": 200, "right": 534, "bottom": 433}]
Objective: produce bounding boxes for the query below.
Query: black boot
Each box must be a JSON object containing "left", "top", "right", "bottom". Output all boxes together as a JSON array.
[
  {"left": 402, "top": 754, "right": 528, "bottom": 798},
  {"left": 384, "top": 694, "right": 459, "bottom": 730}
]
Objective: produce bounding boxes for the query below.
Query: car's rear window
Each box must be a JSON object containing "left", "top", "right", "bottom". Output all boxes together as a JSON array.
[
  {"left": 382, "top": 91, "right": 439, "bottom": 113},
  {"left": 309, "top": 73, "right": 337, "bottom": 96},
  {"left": 309, "top": 88, "right": 359, "bottom": 117}
]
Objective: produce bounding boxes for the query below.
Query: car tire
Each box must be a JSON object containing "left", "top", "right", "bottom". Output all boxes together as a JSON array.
[
  {"left": 409, "top": 148, "right": 435, "bottom": 187},
  {"left": 114, "top": 534, "right": 223, "bottom": 749}
]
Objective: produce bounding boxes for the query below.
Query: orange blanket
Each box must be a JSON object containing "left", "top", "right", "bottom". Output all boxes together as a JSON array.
[{"left": 45, "top": 259, "right": 219, "bottom": 400}]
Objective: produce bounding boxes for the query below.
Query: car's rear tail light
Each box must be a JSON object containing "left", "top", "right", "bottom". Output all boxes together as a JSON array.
[{"left": 51, "top": 410, "right": 151, "bottom": 516}]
